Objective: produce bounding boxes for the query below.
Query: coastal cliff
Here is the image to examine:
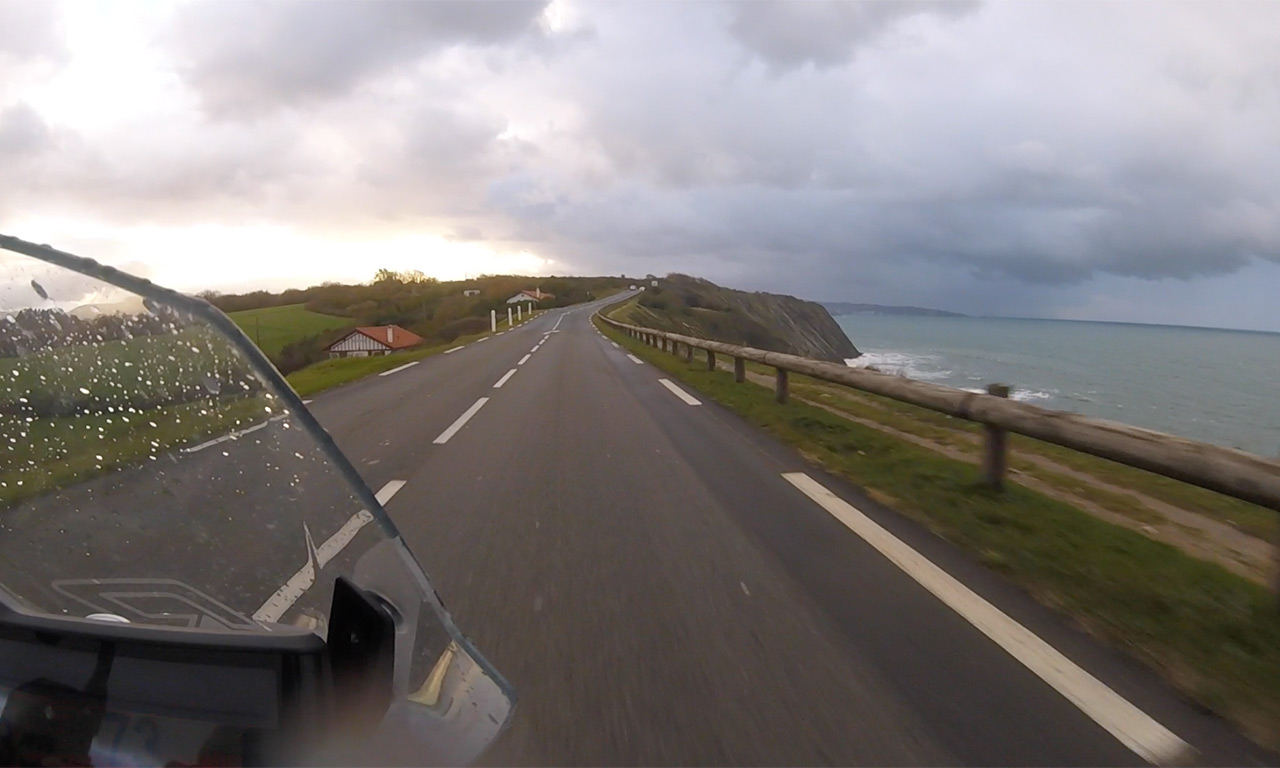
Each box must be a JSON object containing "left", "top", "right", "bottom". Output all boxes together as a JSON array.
[{"left": 610, "top": 275, "right": 859, "bottom": 363}]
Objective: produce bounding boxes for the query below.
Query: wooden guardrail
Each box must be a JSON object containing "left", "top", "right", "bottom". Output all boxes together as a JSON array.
[{"left": 599, "top": 315, "right": 1280, "bottom": 596}]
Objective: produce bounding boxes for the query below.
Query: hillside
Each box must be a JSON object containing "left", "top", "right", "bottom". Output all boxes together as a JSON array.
[
  {"left": 229, "top": 304, "right": 353, "bottom": 358},
  {"left": 822, "top": 302, "right": 967, "bottom": 317},
  {"left": 611, "top": 275, "right": 859, "bottom": 362}
]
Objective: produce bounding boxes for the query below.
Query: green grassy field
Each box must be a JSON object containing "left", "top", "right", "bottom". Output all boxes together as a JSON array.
[
  {"left": 228, "top": 304, "right": 352, "bottom": 358},
  {"left": 2, "top": 329, "right": 257, "bottom": 416},
  {"left": 595, "top": 315, "right": 1280, "bottom": 750}
]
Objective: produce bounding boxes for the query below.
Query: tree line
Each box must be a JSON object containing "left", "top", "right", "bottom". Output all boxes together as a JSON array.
[{"left": 0, "top": 307, "right": 180, "bottom": 358}]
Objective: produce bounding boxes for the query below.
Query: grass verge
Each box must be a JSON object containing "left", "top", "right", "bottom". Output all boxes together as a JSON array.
[
  {"left": 597, "top": 316, "right": 1280, "bottom": 750},
  {"left": 606, "top": 297, "right": 1276, "bottom": 543},
  {"left": 2, "top": 394, "right": 276, "bottom": 508}
]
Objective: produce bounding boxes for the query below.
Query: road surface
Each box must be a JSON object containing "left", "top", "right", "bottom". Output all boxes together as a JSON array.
[
  {"left": 5, "top": 295, "right": 1271, "bottom": 765},
  {"left": 303, "top": 298, "right": 1271, "bottom": 766}
]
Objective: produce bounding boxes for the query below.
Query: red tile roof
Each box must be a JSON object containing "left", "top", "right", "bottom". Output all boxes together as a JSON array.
[{"left": 352, "top": 325, "right": 424, "bottom": 349}]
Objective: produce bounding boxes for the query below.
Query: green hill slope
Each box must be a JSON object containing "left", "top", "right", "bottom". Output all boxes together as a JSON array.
[{"left": 228, "top": 304, "right": 352, "bottom": 358}]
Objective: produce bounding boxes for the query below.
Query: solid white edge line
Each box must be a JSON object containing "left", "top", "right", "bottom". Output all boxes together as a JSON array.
[
  {"left": 780, "top": 472, "right": 1192, "bottom": 766},
  {"left": 433, "top": 397, "right": 489, "bottom": 444},
  {"left": 626, "top": 354, "right": 644, "bottom": 365},
  {"left": 378, "top": 360, "right": 419, "bottom": 377},
  {"left": 444, "top": 345, "right": 465, "bottom": 354},
  {"left": 517, "top": 353, "right": 532, "bottom": 365},
  {"left": 253, "top": 479, "right": 404, "bottom": 623},
  {"left": 658, "top": 378, "right": 702, "bottom": 405},
  {"left": 493, "top": 369, "right": 517, "bottom": 388}
]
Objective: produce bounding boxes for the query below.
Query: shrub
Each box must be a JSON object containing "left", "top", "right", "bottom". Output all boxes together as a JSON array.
[{"left": 435, "top": 316, "right": 489, "bottom": 344}]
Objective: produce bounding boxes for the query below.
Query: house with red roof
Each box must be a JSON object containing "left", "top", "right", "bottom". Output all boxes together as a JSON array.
[
  {"left": 326, "top": 325, "right": 425, "bottom": 359},
  {"left": 505, "top": 288, "right": 554, "bottom": 304}
]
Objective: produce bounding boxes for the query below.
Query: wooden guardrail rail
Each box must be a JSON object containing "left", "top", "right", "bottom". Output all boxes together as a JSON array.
[{"left": 599, "top": 315, "right": 1280, "bottom": 597}]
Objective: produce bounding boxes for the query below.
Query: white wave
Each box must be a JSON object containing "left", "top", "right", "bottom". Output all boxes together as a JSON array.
[
  {"left": 962, "top": 386, "right": 1056, "bottom": 402},
  {"left": 1011, "top": 389, "right": 1055, "bottom": 402},
  {"left": 846, "top": 350, "right": 951, "bottom": 381}
]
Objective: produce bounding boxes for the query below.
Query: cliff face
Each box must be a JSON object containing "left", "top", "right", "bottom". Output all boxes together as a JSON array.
[{"left": 615, "top": 275, "right": 860, "bottom": 363}]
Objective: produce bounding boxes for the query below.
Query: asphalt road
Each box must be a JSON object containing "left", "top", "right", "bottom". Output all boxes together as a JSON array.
[
  {"left": 299, "top": 297, "right": 1272, "bottom": 766},
  {"left": 5, "top": 295, "right": 1270, "bottom": 765}
]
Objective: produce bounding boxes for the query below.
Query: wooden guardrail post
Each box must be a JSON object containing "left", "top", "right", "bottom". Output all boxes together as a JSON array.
[
  {"left": 735, "top": 357, "right": 745, "bottom": 383},
  {"left": 706, "top": 349, "right": 715, "bottom": 371},
  {"left": 685, "top": 343, "right": 693, "bottom": 363},
  {"left": 984, "top": 384, "right": 1010, "bottom": 490},
  {"left": 776, "top": 367, "right": 789, "bottom": 404}
]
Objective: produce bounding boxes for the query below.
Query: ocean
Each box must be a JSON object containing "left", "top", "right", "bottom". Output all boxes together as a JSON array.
[{"left": 834, "top": 314, "right": 1280, "bottom": 458}]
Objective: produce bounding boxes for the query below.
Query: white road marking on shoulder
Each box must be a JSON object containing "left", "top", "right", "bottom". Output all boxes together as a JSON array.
[
  {"left": 444, "top": 345, "right": 464, "bottom": 354},
  {"left": 658, "top": 378, "right": 701, "bottom": 405},
  {"left": 610, "top": 342, "right": 619, "bottom": 348},
  {"left": 626, "top": 354, "right": 644, "bottom": 365},
  {"left": 379, "top": 360, "right": 419, "bottom": 377},
  {"left": 476, "top": 337, "right": 489, "bottom": 343},
  {"left": 182, "top": 416, "right": 280, "bottom": 453},
  {"left": 493, "top": 369, "right": 517, "bottom": 388},
  {"left": 518, "top": 353, "right": 532, "bottom": 365},
  {"left": 302, "top": 399, "right": 313, "bottom": 404},
  {"left": 433, "top": 398, "right": 489, "bottom": 444},
  {"left": 375, "top": 479, "right": 405, "bottom": 505},
  {"left": 780, "top": 472, "right": 1192, "bottom": 766},
  {"left": 253, "top": 479, "right": 404, "bottom": 623}
]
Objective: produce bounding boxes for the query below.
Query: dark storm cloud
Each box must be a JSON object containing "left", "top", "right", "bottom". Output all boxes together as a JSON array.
[
  {"left": 727, "top": 0, "right": 978, "bottom": 71},
  {"left": 166, "top": 0, "right": 551, "bottom": 117},
  {"left": 8, "top": 2, "right": 1280, "bottom": 329}
]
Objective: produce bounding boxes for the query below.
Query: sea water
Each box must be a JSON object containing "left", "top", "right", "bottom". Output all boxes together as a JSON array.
[{"left": 835, "top": 314, "right": 1280, "bottom": 458}]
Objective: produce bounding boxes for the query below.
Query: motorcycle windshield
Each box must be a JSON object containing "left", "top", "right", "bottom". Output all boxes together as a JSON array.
[{"left": 0, "top": 238, "right": 513, "bottom": 765}]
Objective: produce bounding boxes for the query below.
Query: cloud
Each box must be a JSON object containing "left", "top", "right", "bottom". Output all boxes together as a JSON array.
[
  {"left": 0, "top": 0, "right": 64, "bottom": 62},
  {"left": 727, "top": 0, "right": 978, "bottom": 71},
  {"left": 4, "top": 1, "right": 1280, "bottom": 330},
  {"left": 166, "top": 0, "right": 551, "bottom": 117},
  {"left": 0, "top": 102, "right": 51, "bottom": 157}
]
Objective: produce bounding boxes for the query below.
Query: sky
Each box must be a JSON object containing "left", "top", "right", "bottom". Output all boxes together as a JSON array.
[{"left": 2, "top": 1, "right": 1279, "bottom": 331}]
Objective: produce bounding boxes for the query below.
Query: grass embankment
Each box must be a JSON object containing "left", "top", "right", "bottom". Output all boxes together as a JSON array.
[
  {"left": 595, "top": 315, "right": 1280, "bottom": 750},
  {"left": 698, "top": 352, "right": 1276, "bottom": 586},
  {"left": 285, "top": 311, "right": 541, "bottom": 397},
  {"left": 228, "top": 304, "right": 352, "bottom": 358},
  {"left": 2, "top": 328, "right": 290, "bottom": 507},
  {"left": 2, "top": 394, "right": 277, "bottom": 507}
]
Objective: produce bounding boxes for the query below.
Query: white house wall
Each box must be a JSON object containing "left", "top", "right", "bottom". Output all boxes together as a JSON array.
[{"left": 329, "top": 332, "right": 390, "bottom": 353}]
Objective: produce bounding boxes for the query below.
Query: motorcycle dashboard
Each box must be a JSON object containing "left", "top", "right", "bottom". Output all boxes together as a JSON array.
[{"left": 0, "top": 607, "right": 325, "bottom": 767}]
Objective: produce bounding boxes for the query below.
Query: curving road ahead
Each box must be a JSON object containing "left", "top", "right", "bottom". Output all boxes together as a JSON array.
[{"left": 301, "top": 296, "right": 1271, "bottom": 766}]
